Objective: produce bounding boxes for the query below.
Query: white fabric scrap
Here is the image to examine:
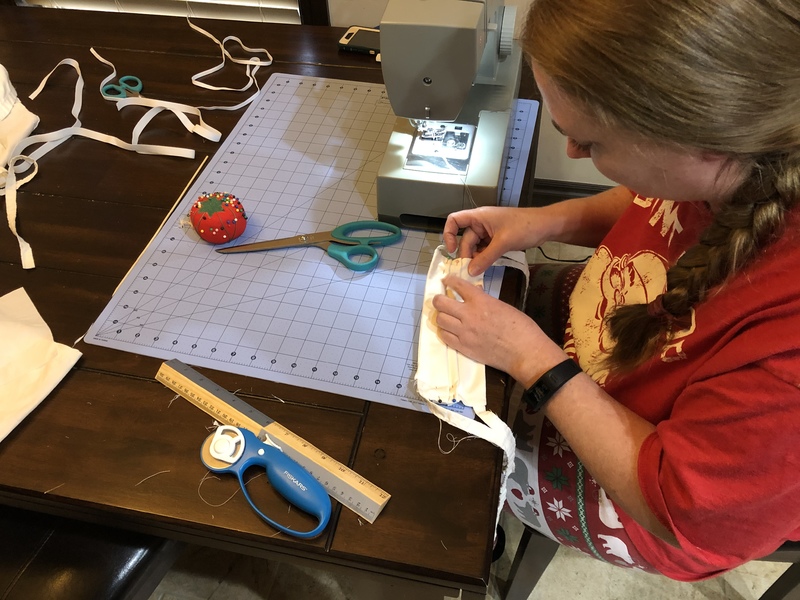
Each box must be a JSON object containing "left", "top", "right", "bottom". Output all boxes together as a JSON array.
[{"left": 0, "top": 288, "right": 82, "bottom": 442}]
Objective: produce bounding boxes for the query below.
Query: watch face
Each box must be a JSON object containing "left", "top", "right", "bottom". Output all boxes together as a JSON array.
[
  {"left": 525, "top": 382, "right": 550, "bottom": 407},
  {"left": 521, "top": 360, "right": 582, "bottom": 412}
]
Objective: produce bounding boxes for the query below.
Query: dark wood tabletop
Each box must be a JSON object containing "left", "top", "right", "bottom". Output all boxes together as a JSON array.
[{"left": 0, "top": 6, "right": 534, "bottom": 597}]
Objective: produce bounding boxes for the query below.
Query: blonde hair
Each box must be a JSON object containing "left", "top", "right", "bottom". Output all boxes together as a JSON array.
[{"left": 523, "top": 0, "right": 800, "bottom": 371}]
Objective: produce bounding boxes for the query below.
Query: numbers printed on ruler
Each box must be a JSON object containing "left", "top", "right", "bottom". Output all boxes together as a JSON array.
[{"left": 269, "top": 423, "right": 387, "bottom": 497}]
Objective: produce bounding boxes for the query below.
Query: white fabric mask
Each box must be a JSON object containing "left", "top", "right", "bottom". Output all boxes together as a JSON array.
[
  {"left": 416, "top": 245, "right": 528, "bottom": 526},
  {"left": 0, "top": 65, "right": 39, "bottom": 169}
]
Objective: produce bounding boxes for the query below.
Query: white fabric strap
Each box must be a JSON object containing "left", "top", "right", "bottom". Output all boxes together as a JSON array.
[
  {"left": 427, "top": 400, "right": 516, "bottom": 527},
  {"left": 91, "top": 19, "right": 273, "bottom": 146},
  {"left": 116, "top": 97, "right": 222, "bottom": 143},
  {"left": 0, "top": 64, "right": 40, "bottom": 267},
  {"left": 4, "top": 18, "right": 275, "bottom": 269},
  {"left": 186, "top": 17, "right": 273, "bottom": 110},
  {"left": 493, "top": 251, "right": 531, "bottom": 306},
  {"left": 1, "top": 59, "right": 194, "bottom": 269},
  {"left": 91, "top": 47, "right": 223, "bottom": 143},
  {"left": 3, "top": 156, "right": 37, "bottom": 267}
]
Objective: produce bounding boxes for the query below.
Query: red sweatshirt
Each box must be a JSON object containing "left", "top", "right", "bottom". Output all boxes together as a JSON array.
[{"left": 565, "top": 194, "right": 800, "bottom": 580}]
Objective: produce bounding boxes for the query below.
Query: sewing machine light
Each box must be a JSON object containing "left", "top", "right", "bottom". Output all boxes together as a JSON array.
[{"left": 405, "top": 121, "right": 476, "bottom": 175}]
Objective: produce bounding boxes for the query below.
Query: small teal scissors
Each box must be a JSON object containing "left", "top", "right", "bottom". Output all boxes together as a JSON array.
[
  {"left": 217, "top": 220, "right": 402, "bottom": 272},
  {"left": 101, "top": 75, "right": 143, "bottom": 98}
]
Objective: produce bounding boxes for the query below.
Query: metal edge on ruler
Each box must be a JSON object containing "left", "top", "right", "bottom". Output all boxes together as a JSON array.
[{"left": 155, "top": 359, "right": 390, "bottom": 523}]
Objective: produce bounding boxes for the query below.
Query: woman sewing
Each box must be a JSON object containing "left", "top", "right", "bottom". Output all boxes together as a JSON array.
[{"left": 433, "top": 0, "right": 800, "bottom": 579}]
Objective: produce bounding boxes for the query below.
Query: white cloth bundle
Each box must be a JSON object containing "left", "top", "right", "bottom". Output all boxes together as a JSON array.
[{"left": 0, "top": 288, "right": 82, "bottom": 442}]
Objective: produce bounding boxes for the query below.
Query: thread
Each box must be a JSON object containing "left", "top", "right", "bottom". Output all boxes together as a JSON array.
[
  {"left": 436, "top": 417, "right": 478, "bottom": 454},
  {"left": 197, "top": 470, "right": 266, "bottom": 507}
]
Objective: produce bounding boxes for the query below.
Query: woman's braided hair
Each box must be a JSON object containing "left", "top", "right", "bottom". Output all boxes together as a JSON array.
[{"left": 522, "top": 0, "right": 800, "bottom": 372}]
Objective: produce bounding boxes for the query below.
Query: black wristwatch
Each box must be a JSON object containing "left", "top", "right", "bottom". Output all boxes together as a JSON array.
[{"left": 521, "top": 359, "right": 582, "bottom": 412}]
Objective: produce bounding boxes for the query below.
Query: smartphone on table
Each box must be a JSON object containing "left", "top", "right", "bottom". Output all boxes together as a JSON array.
[{"left": 338, "top": 26, "right": 381, "bottom": 56}]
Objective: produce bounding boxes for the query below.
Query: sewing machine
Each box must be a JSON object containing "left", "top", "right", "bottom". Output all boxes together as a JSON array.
[{"left": 376, "top": 0, "right": 523, "bottom": 230}]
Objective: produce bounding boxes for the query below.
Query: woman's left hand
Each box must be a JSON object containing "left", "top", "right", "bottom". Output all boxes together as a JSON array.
[{"left": 432, "top": 275, "right": 565, "bottom": 385}]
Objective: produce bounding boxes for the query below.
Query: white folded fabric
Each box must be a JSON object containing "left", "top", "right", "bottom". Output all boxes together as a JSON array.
[
  {"left": 416, "top": 248, "right": 487, "bottom": 405},
  {"left": 0, "top": 288, "right": 82, "bottom": 442}
]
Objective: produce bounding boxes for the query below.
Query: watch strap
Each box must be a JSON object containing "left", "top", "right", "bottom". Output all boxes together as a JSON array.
[{"left": 521, "top": 359, "right": 582, "bottom": 412}]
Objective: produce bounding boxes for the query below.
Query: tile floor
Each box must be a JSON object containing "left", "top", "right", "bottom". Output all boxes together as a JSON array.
[
  {"left": 149, "top": 243, "right": 792, "bottom": 600},
  {"left": 148, "top": 513, "right": 791, "bottom": 600}
]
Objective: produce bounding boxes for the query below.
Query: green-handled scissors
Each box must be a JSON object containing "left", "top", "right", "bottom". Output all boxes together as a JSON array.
[
  {"left": 216, "top": 220, "right": 402, "bottom": 272},
  {"left": 101, "top": 75, "right": 143, "bottom": 98}
]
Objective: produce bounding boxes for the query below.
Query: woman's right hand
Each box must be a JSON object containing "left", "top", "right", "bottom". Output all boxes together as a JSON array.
[
  {"left": 442, "top": 206, "right": 543, "bottom": 276},
  {"left": 442, "top": 187, "right": 634, "bottom": 276}
]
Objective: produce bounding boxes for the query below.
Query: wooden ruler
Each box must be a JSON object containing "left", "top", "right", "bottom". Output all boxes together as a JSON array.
[{"left": 156, "top": 359, "right": 390, "bottom": 523}]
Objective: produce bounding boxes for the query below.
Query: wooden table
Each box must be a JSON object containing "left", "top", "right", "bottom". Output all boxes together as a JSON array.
[{"left": 0, "top": 7, "right": 533, "bottom": 598}]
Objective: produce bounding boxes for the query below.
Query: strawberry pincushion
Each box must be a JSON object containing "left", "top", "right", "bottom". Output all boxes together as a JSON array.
[{"left": 190, "top": 192, "right": 247, "bottom": 244}]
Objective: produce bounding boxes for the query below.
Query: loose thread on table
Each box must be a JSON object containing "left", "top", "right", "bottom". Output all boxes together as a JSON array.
[
  {"left": 177, "top": 215, "right": 193, "bottom": 231},
  {"left": 135, "top": 470, "right": 171, "bottom": 487},
  {"left": 437, "top": 418, "right": 478, "bottom": 455},
  {"left": 168, "top": 393, "right": 180, "bottom": 408},
  {"left": 44, "top": 482, "right": 65, "bottom": 494},
  {"left": 197, "top": 470, "right": 265, "bottom": 507}
]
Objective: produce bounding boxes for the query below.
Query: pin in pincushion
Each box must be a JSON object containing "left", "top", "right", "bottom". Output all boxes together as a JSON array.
[{"left": 190, "top": 192, "right": 247, "bottom": 243}]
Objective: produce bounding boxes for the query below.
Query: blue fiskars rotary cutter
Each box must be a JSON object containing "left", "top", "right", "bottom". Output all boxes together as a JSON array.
[{"left": 200, "top": 426, "right": 331, "bottom": 539}]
